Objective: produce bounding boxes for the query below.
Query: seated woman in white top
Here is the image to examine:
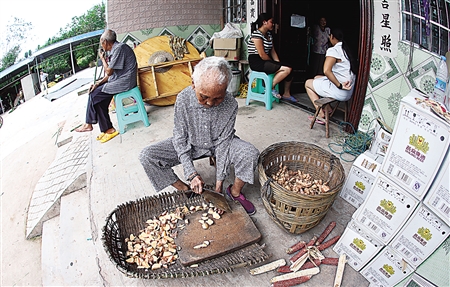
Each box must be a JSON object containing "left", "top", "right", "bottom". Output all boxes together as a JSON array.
[{"left": 305, "top": 27, "right": 358, "bottom": 120}]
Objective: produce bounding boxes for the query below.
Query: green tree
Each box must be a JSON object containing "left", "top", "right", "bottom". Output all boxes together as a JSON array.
[
  {"left": 0, "top": 17, "right": 32, "bottom": 70},
  {"left": 43, "top": 3, "right": 105, "bottom": 46},
  {"left": 1, "top": 3, "right": 105, "bottom": 84},
  {"left": 40, "top": 2, "right": 106, "bottom": 76},
  {"left": 0, "top": 46, "right": 20, "bottom": 72},
  {"left": 24, "top": 49, "right": 32, "bottom": 58}
]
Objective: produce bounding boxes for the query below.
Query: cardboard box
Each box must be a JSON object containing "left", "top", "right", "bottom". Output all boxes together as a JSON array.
[
  {"left": 213, "top": 38, "right": 241, "bottom": 61},
  {"left": 361, "top": 246, "right": 415, "bottom": 287},
  {"left": 340, "top": 152, "right": 383, "bottom": 208},
  {"left": 380, "top": 89, "right": 450, "bottom": 200},
  {"left": 353, "top": 174, "right": 419, "bottom": 244},
  {"left": 367, "top": 118, "right": 393, "bottom": 160},
  {"left": 423, "top": 152, "right": 449, "bottom": 222},
  {"left": 395, "top": 273, "right": 438, "bottom": 287},
  {"left": 389, "top": 203, "right": 450, "bottom": 268},
  {"left": 415, "top": 237, "right": 450, "bottom": 287},
  {"left": 213, "top": 38, "right": 241, "bottom": 49},
  {"left": 214, "top": 49, "right": 240, "bottom": 61},
  {"left": 333, "top": 220, "right": 384, "bottom": 271}
]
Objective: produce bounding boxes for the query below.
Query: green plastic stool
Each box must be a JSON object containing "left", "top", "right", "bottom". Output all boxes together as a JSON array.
[
  {"left": 245, "top": 71, "right": 279, "bottom": 110},
  {"left": 114, "top": 86, "right": 150, "bottom": 134}
]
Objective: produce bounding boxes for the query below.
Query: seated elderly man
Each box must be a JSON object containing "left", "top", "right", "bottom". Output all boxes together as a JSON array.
[
  {"left": 139, "top": 56, "right": 259, "bottom": 215},
  {"left": 76, "top": 29, "right": 137, "bottom": 143}
]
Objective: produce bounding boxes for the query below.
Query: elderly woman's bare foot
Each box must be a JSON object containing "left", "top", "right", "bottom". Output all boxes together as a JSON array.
[{"left": 75, "top": 124, "right": 93, "bottom": 132}]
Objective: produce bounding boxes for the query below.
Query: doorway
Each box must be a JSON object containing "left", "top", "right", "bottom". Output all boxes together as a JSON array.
[
  {"left": 273, "top": 0, "right": 360, "bottom": 92},
  {"left": 268, "top": 0, "right": 372, "bottom": 131}
]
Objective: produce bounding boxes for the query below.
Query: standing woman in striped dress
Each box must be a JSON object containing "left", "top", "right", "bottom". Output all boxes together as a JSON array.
[{"left": 247, "top": 13, "right": 297, "bottom": 103}]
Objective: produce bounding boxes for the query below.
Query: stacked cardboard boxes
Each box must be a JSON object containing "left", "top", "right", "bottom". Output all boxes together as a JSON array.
[
  {"left": 213, "top": 38, "right": 241, "bottom": 61},
  {"left": 380, "top": 90, "right": 450, "bottom": 201},
  {"left": 334, "top": 89, "right": 450, "bottom": 286}
]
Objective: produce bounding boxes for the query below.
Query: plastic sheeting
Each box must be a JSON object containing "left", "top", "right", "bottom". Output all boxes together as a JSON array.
[{"left": 209, "top": 23, "right": 243, "bottom": 46}]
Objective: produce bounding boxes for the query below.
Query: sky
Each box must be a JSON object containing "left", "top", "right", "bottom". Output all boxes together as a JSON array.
[{"left": 0, "top": 0, "right": 102, "bottom": 59}]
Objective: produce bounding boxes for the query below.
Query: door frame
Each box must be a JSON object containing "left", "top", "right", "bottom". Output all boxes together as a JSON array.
[{"left": 350, "top": 0, "right": 373, "bottom": 132}]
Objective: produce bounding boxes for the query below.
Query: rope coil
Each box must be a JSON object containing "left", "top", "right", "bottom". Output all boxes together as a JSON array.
[{"left": 328, "top": 121, "right": 374, "bottom": 162}]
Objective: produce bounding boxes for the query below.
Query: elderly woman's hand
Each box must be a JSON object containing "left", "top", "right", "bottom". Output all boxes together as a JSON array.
[
  {"left": 342, "top": 81, "right": 353, "bottom": 90},
  {"left": 190, "top": 173, "right": 205, "bottom": 194}
]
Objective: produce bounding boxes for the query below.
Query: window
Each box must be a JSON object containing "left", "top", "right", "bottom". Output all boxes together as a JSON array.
[
  {"left": 223, "top": 0, "right": 246, "bottom": 23},
  {"left": 402, "top": 0, "right": 450, "bottom": 56}
]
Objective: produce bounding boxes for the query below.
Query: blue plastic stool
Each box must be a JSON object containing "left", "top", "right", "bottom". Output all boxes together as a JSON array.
[
  {"left": 114, "top": 86, "right": 150, "bottom": 134},
  {"left": 245, "top": 71, "right": 279, "bottom": 110}
]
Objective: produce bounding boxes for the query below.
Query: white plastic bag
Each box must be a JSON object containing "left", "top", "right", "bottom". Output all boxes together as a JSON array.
[{"left": 209, "top": 23, "right": 243, "bottom": 45}]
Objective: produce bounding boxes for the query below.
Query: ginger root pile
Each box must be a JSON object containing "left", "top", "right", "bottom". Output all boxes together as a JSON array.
[
  {"left": 271, "top": 163, "right": 330, "bottom": 195},
  {"left": 125, "top": 208, "right": 184, "bottom": 269},
  {"left": 125, "top": 202, "right": 224, "bottom": 269}
]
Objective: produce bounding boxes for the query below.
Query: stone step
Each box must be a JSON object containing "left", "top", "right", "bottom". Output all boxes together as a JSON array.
[
  {"left": 42, "top": 216, "right": 65, "bottom": 286},
  {"left": 26, "top": 133, "right": 89, "bottom": 239},
  {"left": 41, "top": 188, "right": 102, "bottom": 286}
]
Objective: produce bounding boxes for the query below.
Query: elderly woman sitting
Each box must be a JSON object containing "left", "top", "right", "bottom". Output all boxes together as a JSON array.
[
  {"left": 139, "top": 56, "right": 259, "bottom": 215},
  {"left": 305, "top": 27, "right": 358, "bottom": 124}
]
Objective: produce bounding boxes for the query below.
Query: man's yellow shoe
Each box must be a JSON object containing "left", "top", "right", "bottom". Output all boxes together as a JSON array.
[
  {"left": 96, "top": 133, "right": 105, "bottom": 140},
  {"left": 100, "top": 131, "right": 119, "bottom": 143}
]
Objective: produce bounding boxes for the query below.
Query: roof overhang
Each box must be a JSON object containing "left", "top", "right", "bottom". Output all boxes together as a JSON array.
[{"left": 0, "top": 29, "right": 103, "bottom": 84}]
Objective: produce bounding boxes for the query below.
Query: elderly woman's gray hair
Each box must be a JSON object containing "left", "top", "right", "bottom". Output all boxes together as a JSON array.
[
  {"left": 101, "top": 29, "right": 117, "bottom": 43},
  {"left": 192, "top": 56, "right": 232, "bottom": 87}
]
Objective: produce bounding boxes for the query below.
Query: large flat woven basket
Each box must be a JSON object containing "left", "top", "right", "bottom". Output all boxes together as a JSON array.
[
  {"left": 258, "top": 141, "right": 345, "bottom": 234},
  {"left": 102, "top": 190, "right": 268, "bottom": 279}
]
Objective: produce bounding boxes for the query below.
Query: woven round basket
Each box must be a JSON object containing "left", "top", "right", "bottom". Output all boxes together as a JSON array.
[{"left": 258, "top": 141, "right": 345, "bottom": 234}]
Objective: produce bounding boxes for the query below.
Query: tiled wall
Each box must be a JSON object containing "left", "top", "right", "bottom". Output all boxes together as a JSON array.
[
  {"left": 361, "top": 41, "right": 441, "bottom": 133},
  {"left": 116, "top": 24, "right": 222, "bottom": 56},
  {"left": 107, "top": 0, "right": 222, "bottom": 34}
]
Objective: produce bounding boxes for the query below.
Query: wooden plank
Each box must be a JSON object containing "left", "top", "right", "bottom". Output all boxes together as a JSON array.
[
  {"left": 138, "top": 58, "right": 202, "bottom": 72},
  {"left": 333, "top": 254, "right": 347, "bottom": 287},
  {"left": 175, "top": 201, "right": 261, "bottom": 266}
]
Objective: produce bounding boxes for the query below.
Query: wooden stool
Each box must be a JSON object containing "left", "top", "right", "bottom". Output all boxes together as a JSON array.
[{"left": 310, "top": 97, "right": 349, "bottom": 138}]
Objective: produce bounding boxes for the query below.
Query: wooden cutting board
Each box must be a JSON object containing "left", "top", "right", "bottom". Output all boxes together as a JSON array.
[{"left": 175, "top": 200, "right": 261, "bottom": 266}]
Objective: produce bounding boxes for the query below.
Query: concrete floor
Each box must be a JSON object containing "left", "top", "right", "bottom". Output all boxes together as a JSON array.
[{"left": 0, "top": 67, "right": 370, "bottom": 286}]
